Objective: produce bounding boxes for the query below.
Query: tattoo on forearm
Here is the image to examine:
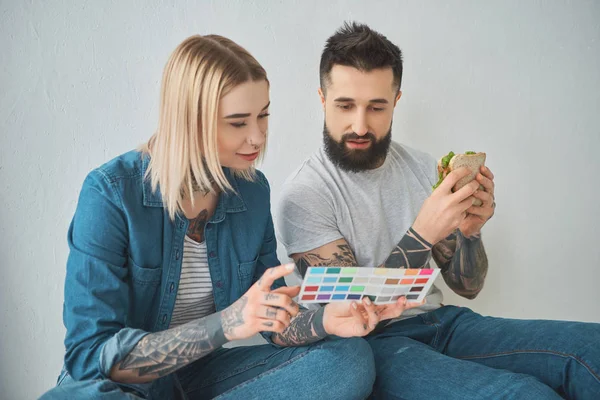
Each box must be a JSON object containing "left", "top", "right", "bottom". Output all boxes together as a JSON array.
[
  {"left": 273, "top": 307, "right": 328, "bottom": 346},
  {"left": 187, "top": 209, "right": 208, "bottom": 243},
  {"left": 296, "top": 244, "right": 357, "bottom": 277},
  {"left": 221, "top": 296, "right": 247, "bottom": 337},
  {"left": 432, "top": 230, "right": 488, "bottom": 299},
  {"left": 118, "top": 312, "right": 227, "bottom": 378},
  {"left": 382, "top": 227, "right": 433, "bottom": 269}
]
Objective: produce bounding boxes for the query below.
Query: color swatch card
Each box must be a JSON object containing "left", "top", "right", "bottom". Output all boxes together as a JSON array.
[{"left": 298, "top": 267, "right": 441, "bottom": 304}]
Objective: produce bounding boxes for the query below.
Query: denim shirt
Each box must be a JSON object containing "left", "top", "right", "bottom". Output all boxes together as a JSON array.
[{"left": 58, "top": 150, "right": 284, "bottom": 398}]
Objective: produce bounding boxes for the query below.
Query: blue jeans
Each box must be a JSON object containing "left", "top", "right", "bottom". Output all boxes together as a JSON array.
[
  {"left": 39, "top": 337, "right": 375, "bottom": 399},
  {"left": 366, "top": 306, "right": 600, "bottom": 399}
]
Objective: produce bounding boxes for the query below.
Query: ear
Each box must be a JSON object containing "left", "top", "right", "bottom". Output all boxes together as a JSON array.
[
  {"left": 394, "top": 90, "right": 402, "bottom": 107},
  {"left": 318, "top": 88, "right": 326, "bottom": 110}
]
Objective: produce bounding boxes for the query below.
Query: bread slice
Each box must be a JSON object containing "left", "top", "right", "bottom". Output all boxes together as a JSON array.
[{"left": 448, "top": 152, "right": 486, "bottom": 206}]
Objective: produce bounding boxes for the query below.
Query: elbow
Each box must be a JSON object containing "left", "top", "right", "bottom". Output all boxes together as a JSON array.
[
  {"left": 456, "top": 280, "right": 485, "bottom": 300},
  {"left": 443, "top": 273, "right": 485, "bottom": 300}
]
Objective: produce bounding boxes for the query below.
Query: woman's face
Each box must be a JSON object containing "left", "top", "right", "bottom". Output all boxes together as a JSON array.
[{"left": 216, "top": 79, "right": 270, "bottom": 170}]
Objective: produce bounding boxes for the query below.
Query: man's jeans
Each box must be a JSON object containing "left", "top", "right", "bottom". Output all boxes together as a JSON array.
[
  {"left": 366, "top": 305, "right": 600, "bottom": 399},
  {"left": 39, "top": 337, "right": 375, "bottom": 399}
]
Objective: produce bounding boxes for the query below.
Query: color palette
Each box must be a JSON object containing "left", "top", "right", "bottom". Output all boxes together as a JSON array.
[{"left": 298, "top": 267, "right": 441, "bottom": 304}]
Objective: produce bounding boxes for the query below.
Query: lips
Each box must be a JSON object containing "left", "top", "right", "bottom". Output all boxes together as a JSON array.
[
  {"left": 345, "top": 139, "right": 371, "bottom": 149},
  {"left": 237, "top": 151, "right": 259, "bottom": 161}
]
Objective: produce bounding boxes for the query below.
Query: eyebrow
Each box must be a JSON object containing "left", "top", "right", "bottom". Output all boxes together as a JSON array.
[
  {"left": 333, "top": 97, "right": 389, "bottom": 104},
  {"left": 224, "top": 101, "right": 270, "bottom": 119}
]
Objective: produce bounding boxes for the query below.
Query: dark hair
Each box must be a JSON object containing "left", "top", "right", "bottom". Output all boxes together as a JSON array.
[{"left": 319, "top": 22, "right": 403, "bottom": 93}]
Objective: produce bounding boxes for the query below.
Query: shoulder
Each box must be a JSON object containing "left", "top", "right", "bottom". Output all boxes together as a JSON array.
[
  {"left": 81, "top": 150, "right": 144, "bottom": 198},
  {"left": 389, "top": 142, "right": 436, "bottom": 168}
]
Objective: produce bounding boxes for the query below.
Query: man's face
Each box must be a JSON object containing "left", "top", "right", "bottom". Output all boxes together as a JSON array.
[{"left": 320, "top": 65, "right": 401, "bottom": 172}]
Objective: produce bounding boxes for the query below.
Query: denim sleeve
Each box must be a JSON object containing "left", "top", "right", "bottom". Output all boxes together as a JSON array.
[{"left": 63, "top": 170, "right": 148, "bottom": 381}]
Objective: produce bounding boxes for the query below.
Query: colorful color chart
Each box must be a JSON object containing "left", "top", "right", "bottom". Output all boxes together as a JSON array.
[{"left": 298, "top": 267, "right": 441, "bottom": 304}]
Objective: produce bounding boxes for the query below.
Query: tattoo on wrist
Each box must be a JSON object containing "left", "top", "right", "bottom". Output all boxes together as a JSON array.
[
  {"left": 273, "top": 307, "right": 327, "bottom": 346},
  {"left": 221, "top": 296, "right": 247, "bottom": 338},
  {"left": 383, "top": 227, "right": 432, "bottom": 269}
]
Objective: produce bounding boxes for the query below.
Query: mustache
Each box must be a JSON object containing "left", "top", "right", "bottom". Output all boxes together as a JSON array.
[{"left": 341, "top": 132, "right": 376, "bottom": 142}]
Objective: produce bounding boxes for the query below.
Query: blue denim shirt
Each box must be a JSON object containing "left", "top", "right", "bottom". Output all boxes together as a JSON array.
[{"left": 59, "top": 150, "right": 284, "bottom": 398}]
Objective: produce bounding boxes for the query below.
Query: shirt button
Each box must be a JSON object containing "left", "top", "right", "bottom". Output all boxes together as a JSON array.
[
  {"left": 162, "top": 314, "right": 167, "bottom": 323},
  {"left": 169, "top": 283, "right": 175, "bottom": 292},
  {"left": 216, "top": 281, "right": 223, "bottom": 288},
  {"left": 209, "top": 251, "right": 216, "bottom": 258},
  {"left": 179, "top": 221, "right": 184, "bottom": 229},
  {"left": 175, "top": 250, "right": 180, "bottom": 260}
]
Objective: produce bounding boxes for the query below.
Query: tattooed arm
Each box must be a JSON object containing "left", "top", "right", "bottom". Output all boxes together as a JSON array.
[
  {"left": 272, "top": 307, "right": 328, "bottom": 347},
  {"left": 293, "top": 227, "right": 433, "bottom": 272},
  {"left": 380, "top": 227, "right": 433, "bottom": 269},
  {"left": 431, "top": 230, "right": 488, "bottom": 299},
  {"left": 110, "top": 308, "right": 238, "bottom": 383},
  {"left": 292, "top": 238, "right": 358, "bottom": 276}
]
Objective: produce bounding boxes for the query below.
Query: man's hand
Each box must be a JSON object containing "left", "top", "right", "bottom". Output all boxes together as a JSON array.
[
  {"left": 412, "top": 167, "right": 479, "bottom": 244},
  {"left": 374, "top": 296, "right": 426, "bottom": 321},
  {"left": 322, "top": 298, "right": 381, "bottom": 337},
  {"left": 459, "top": 166, "right": 496, "bottom": 238},
  {"left": 221, "top": 264, "right": 300, "bottom": 341}
]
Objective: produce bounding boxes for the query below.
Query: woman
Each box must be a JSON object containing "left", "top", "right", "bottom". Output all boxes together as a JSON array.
[{"left": 39, "top": 35, "right": 405, "bottom": 400}]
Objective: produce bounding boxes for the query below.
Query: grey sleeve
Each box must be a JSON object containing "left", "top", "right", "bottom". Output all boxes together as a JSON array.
[{"left": 275, "top": 182, "right": 343, "bottom": 256}]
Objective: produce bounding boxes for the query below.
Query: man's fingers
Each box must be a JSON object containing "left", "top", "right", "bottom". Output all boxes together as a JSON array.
[
  {"left": 405, "top": 298, "right": 426, "bottom": 309},
  {"left": 472, "top": 190, "right": 494, "bottom": 207},
  {"left": 466, "top": 205, "right": 494, "bottom": 218},
  {"left": 350, "top": 302, "right": 369, "bottom": 330},
  {"left": 257, "top": 263, "right": 295, "bottom": 290},
  {"left": 476, "top": 172, "right": 494, "bottom": 195},
  {"left": 262, "top": 292, "right": 299, "bottom": 318},
  {"left": 438, "top": 167, "right": 472, "bottom": 193},
  {"left": 452, "top": 179, "right": 480, "bottom": 203},
  {"left": 362, "top": 297, "right": 380, "bottom": 329},
  {"left": 480, "top": 165, "right": 494, "bottom": 180}
]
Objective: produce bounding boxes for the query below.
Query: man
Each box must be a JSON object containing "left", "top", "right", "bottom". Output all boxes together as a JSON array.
[{"left": 277, "top": 22, "right": 600, "bottom": 399}]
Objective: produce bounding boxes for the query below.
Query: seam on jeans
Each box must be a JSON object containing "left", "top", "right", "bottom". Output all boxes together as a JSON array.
[
  {"left": 196, "top": 349, "right": 312, "bottom": 399},
  {"left": 185, "top": 347, "right": 290, "bottom": 391},
  {"left": 457, "top": 349, "right": 600, "bottom": 384},
  {"left": 419, "top": 314, "right": 441, "bottom": 348}
]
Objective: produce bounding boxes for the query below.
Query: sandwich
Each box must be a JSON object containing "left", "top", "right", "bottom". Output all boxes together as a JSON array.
[{"left": 433, "top": 151, "right": 486, "bottom": 206}]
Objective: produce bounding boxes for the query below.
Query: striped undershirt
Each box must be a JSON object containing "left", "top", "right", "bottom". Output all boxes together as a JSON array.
[{"left": 169, "top": 235, "right": 216, "bottom": 328}]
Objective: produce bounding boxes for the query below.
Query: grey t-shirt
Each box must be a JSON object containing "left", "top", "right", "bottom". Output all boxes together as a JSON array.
[{"left": 276, "top": 141, "right": 443, "bottom": 318}]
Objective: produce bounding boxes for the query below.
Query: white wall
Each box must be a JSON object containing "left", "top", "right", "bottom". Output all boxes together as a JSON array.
[{"left": 1, "top": 1, "right": 599, "bottom": 398}]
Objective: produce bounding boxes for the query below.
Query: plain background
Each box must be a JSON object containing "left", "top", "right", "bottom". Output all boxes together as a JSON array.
[{"left": 1, "top": 1, "right": 599, "bottom": 398}]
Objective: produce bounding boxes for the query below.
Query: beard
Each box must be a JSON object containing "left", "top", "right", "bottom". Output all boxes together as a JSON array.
[{"left": 322, "top": 122, "right": 392, "bottom": 173}]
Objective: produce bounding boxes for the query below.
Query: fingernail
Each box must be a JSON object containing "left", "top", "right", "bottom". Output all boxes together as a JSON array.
[
  {"left": 364, "top": 297, "right": 372, "bottom": 305},
  {"left": 285, "top": 263, "right": 295, "bottom": 270},
  {"left": 401, "top": 297, "right": 407, "bottom": 305},
  {"left": 352, "top": 302, "right": 358, "bottom": 310}
]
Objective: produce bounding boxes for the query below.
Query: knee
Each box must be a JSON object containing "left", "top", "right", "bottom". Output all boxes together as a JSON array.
[{"left": 313, "top": 338, "right": 375, "bottom": 398}]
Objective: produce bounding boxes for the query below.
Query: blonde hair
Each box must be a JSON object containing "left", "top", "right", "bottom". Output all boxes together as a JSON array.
[{"left": 141, "top": 35, "right": 268, "bottom": 220}]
